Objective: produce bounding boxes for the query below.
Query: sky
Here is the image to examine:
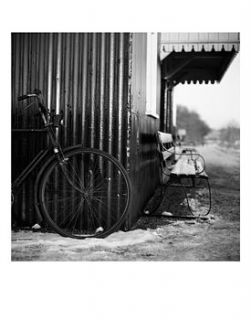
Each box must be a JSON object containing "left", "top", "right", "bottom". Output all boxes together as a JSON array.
[{"left": 173, "top": 53, "right": 240, "bottom": 130}]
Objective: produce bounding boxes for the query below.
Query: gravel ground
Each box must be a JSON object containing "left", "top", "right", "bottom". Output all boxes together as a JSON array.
[{"left": 11, "top": 145, "right": 240, "bottom": 261}]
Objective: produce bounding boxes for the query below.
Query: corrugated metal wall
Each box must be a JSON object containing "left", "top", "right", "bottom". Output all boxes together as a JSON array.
[
  {"left": 12, "top": 33, "right": 131, "bottom": 226},
  {"left": 127, "top": 34, "right": 161, "bottom": 225}
]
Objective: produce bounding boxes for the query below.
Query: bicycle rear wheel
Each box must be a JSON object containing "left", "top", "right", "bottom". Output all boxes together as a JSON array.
[{"left": 39, "top": 148, "right": 132, "bottom": 239}]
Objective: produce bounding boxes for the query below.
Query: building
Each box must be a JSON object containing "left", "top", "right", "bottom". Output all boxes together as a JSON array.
[{"left": 11, "top": 32, "right": 240, "bottom": 229}]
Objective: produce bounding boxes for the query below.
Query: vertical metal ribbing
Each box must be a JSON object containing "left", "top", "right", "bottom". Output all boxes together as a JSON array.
[
  {"left": 72, "top": 33, "right": 79, "bottom": 146},
  {"left": 35, "top": 34, "right": 40, "bottom": 89},
  {"left": 64, "top": 33, "right": 71, "bottom": 147},
  {"left": 55, "top": 33, "right": 62, "bottom": 146},
  {"left": 126, "top": 33, "right": 133, "bottom": 174},
  {"left": 22, "top": 34, "right": 28, "bottom": 116},
  {"left": 60, "top": 34, "right": 68, "bottom": 224},
  {"left": 53, "top": 33, "right": 63, "bottom": 222},
  {"left": 122, "top": 33, "right": 133, "bottom": 229},
  {"left": 38, "top": 34, "right": 44, "bottom": 92},
  {"left": 117, "top": 34, "right": 124, "bottom": 162},
  {"left": 47, "top": 33, "right": 53, "bottom": 111},
  {"left": 28, "top": 34, "right": 38, "bottom": 223},
  {"left": 37, "top": 35, "right": 43, "bottom": 131},
  {"left": 106, "top": 33, "right": 115, "bottom": 227},
  {"left": 108, "top": 33, "right": 115, "bottom": 155},
  {"left": 13, "top": 34, "right": 20, "bottom": 126},
  {"left": 69, "top": 33, "right": 80, "bottom": 225},
  {"left": 99, "top": 33, "right": 105, "bottom": 152},
  {"left": 77, "top": 34, "right": 86, "bottom": 231},
  {"left": 56, "top": 33, "right": 62, "bottom": 115},
  {"left": 21, "top": 33, "right": 29, "bottom": 222},
  {"left": 116, "top": 34, "right": 125, "bottom": 220},
  {"left": 81, "top": 34, "right": 88, "bottom": 145},
  {"left": 11, "top": 34, "right": 15, "bottom": 123},
  {"left": 30, "top": 33, "right": 39, "bottom": 92},
  {"left": 90, "top": 33, "right": 96, "bottom": 149},
  {"left": 95, "top": 33, "right": 105, "bottom": 224}
]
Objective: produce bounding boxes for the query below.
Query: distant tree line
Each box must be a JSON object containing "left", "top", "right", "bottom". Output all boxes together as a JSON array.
[
  {"left": 219, "top": 121, "right": 240, "bottom": 147},
  {"left": 176, "top": 105, "right": 211, "bottom": 145}
]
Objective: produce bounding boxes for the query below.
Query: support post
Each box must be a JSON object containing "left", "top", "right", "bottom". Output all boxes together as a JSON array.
[
  {"left": 160, "top": 80, "right": 174, "bottom": 133},
  {"left": 167, "top": 83, "right": 173, "bottom": 133}
]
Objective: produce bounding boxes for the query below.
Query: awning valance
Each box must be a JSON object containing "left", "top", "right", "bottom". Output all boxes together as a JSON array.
[
  {"left": 161, "top": 49, "right": 238, "bottom": 84},
  {"left": 160, "top": 33, "right": 240, "bottom": 84},
  {"left": 160, "top": 33, "right": 240, "bottom": 60}
]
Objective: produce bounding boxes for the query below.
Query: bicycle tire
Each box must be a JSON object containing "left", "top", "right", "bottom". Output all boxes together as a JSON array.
[{"left": 38, "top": 147, "right": 132, "bottom": 239}]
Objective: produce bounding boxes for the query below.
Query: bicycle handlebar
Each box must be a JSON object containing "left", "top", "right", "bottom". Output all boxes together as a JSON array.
[
  {"left": 17, "top": 89, "right": 49, "bottom": 118},
  {"left": 18, "top": 93, "right": 38, "bottom": 101},
  {"left": 18, "top": 89, "right": 42, "bottom": 100}
]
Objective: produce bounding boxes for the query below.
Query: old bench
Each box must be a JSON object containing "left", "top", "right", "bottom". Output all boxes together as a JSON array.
[
  {"left": 156, "top": 131, "right": 208, "bottom": 179},
  {"left": 151, "top": 131, "right": 211, "bottom": 216}
]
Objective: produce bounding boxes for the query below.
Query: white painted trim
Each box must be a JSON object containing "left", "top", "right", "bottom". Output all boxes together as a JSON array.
[{"left": 146, "top": 33, "right": 158, "bottom": 117}]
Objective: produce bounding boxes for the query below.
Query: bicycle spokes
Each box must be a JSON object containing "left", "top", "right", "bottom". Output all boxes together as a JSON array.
[{"left": 40, "top": 149, "right": 131, "bottom": 238}]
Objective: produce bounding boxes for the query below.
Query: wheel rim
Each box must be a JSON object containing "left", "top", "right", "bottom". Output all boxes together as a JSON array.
[{"left": 40, "top": 149, "right": 131, "bottom": 238}]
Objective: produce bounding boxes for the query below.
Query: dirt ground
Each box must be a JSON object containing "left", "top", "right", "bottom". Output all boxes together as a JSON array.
[{"left": 11, "top": 144, "right": 240, "bottom": 261}]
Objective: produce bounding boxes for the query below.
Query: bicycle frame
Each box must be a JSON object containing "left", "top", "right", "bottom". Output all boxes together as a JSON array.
[
  {"left": 12, "top": 91, "right": 65, "bottom": 194},
  {"left": 12, "top": 146, "right": 52, "bottom": 193}
]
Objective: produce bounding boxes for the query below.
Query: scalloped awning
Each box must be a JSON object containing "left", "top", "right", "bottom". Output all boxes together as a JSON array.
[{"left": 160, "top": 33, "right": 240, "bottom": 84}]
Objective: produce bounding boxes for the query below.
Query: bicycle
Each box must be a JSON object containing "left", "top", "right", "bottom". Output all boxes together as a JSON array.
[{"left": 12, "top": 89, "right": 132, "bottom": 239}]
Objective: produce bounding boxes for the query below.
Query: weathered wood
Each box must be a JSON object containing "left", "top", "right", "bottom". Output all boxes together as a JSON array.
[
  {"left": 157, "top": 131, "right": 173, "bottom": 144},
  {"left": 171, "top": 156, "right": 208, "bottom": 178},
  {"left": 162, "top": 146, "right": 174, "bottom": 161},
  {"left": 171, "top": 156, "right": 196, "bottom": 176},
  {"left": 157, "top": 130, "right": 208, "bottom": 179},
  {"left": 155, "top": 130, "right": 210, "bottom": 216},
  {"left": 157, "top": 131, "right": 175, "bottom": 184}
]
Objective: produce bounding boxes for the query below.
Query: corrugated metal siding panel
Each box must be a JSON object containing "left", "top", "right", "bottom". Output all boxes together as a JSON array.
[
  {"left": 126, "top": 33, "right": 161, "bottom": 227},
  {"left": 160, "top": 32, "right": 240, "bottom": 59},
  {"left": 12, "top": 33, "right": 130, "bottom": 226}
]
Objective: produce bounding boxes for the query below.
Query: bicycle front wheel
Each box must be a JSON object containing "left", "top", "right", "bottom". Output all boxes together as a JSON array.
[{"left": 39, "top": 148, "right": 132, "bottom": 239}]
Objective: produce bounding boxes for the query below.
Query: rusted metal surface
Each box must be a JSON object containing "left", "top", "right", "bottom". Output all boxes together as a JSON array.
[{"left": 12, "top": 33, "right": 132, "bottom": 226}]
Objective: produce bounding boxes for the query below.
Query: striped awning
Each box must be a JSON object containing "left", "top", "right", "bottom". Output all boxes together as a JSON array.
[
  {"left": 160, "top": 33, "right": 240, "bottom": 60},
  {"left": 160, "top": 33, "right": 240, "bottom": 84}
]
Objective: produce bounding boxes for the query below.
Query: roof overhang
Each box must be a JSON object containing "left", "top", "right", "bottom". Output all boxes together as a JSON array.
[{"left": 161, "top": 48, "right": 238, "bottom": 85}]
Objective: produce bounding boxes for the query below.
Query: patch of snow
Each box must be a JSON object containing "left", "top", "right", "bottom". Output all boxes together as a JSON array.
[
  {"left": 161, "top": 211, "right": 173, "bottom": 216},
  {"left": 12, "top": 229, "right": 159, "bottom": 252}
]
